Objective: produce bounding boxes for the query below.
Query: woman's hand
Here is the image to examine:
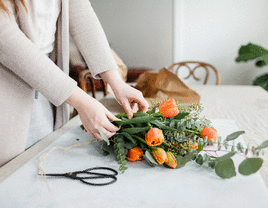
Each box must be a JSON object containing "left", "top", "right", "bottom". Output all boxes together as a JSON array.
[
  {"left": 100, "top": 69, "right": 149, "bottom": 119},
  {"left": 66, "top": 86, "right": 120, "bottom": 140}
]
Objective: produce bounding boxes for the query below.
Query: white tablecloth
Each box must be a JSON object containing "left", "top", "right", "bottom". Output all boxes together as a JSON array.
[
  {"left": 0, "top": 119, "right": 268, "bottom": 208},
  {"left": 189, "top": 85, "right": 268, "bottom": 186}
]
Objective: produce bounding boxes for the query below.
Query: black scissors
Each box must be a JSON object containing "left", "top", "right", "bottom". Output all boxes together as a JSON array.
[{"left": 39, "top": 167, "right": 118, "bottom": 186}]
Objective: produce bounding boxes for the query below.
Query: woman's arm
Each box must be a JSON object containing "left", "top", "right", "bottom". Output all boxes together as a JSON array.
[{"left": 0, "top": 2, "right": 76, "bottom": 107}]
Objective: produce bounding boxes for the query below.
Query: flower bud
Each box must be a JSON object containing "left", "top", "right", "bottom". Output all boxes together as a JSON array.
[
  {"left": 126, "top": 147, "right": 144, "bottom": 162},
  {"left": 165, "top": 152, "right": 177, "bottom": 168},
  {"left": 201, "top": 128, "right": 218, "bottom": 144},
  {"left": 152, "top": 148, "right": 168, "bottom": 164},
  {"left": 159, "top": 99, "right": 179, "bottom": 118},
  {"left": 145, "top": 128, "right": 165, "bottom": 147}
]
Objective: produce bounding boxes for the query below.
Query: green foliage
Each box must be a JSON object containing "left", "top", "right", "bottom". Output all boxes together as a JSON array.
[
  {"left": 215, "top": 158, "right": 236, "bottom": 179},
  {"left": 80, "top": 100, "right": 268, "bottom": 179},
  {"left": 238, "top": 158, "right": 263, "bottom": 176},
  {"left": 253, "top": 73, "right": 268, "bottom": 91},
  {"left": 236, "top": 43, "right": 268, "bottom": 91},
  {"left": 235, "top": 43, "right": 268, "bottom": 64},
  {"left": 113, "top": 135, "right": 128, "bottom": 173},
  {"left": 144, "top": 151, "right": 159, "bottom": 166},
  {"left": 224, "top": 131, "right": 245, "bottom": 142},
  {"left": 98, "top": 129, "right": 110, "bottom": 145}
]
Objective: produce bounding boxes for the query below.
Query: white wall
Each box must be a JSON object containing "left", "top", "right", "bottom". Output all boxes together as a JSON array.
[
  {"left": 90, "top": 0, "right": 173, "bottom": 71},
  {"left": 174, "top": 0, "right": 268, "bottom": 85},
  {"left": 89, "top": 0, "right": 268, "bottom": 85}
]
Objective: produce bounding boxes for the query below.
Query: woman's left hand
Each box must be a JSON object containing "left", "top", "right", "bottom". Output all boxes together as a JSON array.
[
  {"left": 100, "top": 69, "right": 149, "bottom": 119},
  {"left": 113, "top": 82, "right": 149, "bottom": 119}
]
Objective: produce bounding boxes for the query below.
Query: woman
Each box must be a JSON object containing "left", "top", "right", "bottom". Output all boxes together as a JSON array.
[{"left": 0, "top": 0, "right": 149, "bottom": 166}]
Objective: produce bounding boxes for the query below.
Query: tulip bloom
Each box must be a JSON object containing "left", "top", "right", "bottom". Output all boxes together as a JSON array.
[
  {"left": 201, "top": 128, "right": 218, "bottom": 144},
  {"left": 126, "top": 147, "right": 144, "bottom": 162},
  {"left": 159, "top": 99, "right": 179, "bottom": 118},
  {"left": 145, "top": 128, "right": 165, "bottom": 147},
  {"left": 152, "top": 148, "right": 168, "bottom": 164},
  {"left": 165, "top": 152, "right": 177, "bottom": 168}
]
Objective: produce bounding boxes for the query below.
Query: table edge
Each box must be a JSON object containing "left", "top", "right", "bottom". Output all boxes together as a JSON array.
[{"left": 0, "top": 116, "right": 80, "bottom": 183}]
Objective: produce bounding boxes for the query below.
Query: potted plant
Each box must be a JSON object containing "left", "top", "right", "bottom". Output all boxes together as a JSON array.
[{"left": 236, "top": 43, "right": 268, "bottom": 91}]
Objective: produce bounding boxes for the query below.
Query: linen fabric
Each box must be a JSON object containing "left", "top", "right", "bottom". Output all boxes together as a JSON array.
[{"left": 0, "top": 0, "right": 118, "bottom": 165}]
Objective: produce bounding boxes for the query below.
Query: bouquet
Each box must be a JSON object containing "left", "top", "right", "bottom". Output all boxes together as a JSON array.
[{"left": 82, "top": 100, "right": 268, "bottom": 179}]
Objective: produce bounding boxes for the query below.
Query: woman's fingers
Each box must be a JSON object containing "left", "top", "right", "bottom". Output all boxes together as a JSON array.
[
  {"left": 121, "top": 99, "right": 133, "bottom": 119},
  {"left": 92, "top": 127, "right": 116, "bottom": 140}
]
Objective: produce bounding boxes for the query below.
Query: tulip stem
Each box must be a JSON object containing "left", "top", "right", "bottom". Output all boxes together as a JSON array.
[
  {"left": 150, "top": 112, "right": 162, "bottom": 117},
  {"left": 132, "top": 135, "right": 148, "bottom": 145}
]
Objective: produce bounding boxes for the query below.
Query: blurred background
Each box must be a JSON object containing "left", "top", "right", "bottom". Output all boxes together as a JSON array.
[{"left": 86, "top": 0, "right": 268, "bottom": 85}]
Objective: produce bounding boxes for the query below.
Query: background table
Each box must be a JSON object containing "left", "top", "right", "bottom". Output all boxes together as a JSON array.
[{"left": 1, "top": 85, "right": 268, "bottom": 186}]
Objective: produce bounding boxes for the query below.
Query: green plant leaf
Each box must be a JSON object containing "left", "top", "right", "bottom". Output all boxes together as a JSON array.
[
  {"left": 124, "top": 142, "right": 136, "bottom": 150},
  {"left": 173, "top": 112, "right": 190, "bottom": 120},
  {"left": 253, "top": 73, "right": 268, "bottom": 91},
  {"left": 98, "top": 128, "right": 110, "bottom": 145},
  {"left": 225, "top": 131, "right": 245, "bottom": 142},
  {"left": 238, "top": 158, "right": 263, "bottom": 176},
  {"left": 144, "top": 151, "right": 159, "bottom": 165},
  {"left": 175, "top": 155, "right": 185, "bottom": 168},
  {"left": 196, "top": 154, "right": 204, "bottom": 165},
  {"left": 235, "top": 43, "right": 268, "bottom": 63},
  {"left": 216, "top": 151, "right": 236, "bottom": 161},
  {"left": 121, "top": 126, "right": 151, "bottom": 134},
  {"left": 150, "top": 120, "right": 179, "bottom": 131},
  {"left": 215, "top": 158, "right": 236, "bottom": 179},
  {"left": 117, "top": 132, "right": 137, "bottom": 145}
]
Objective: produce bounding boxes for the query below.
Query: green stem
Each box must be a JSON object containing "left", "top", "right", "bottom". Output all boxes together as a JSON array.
[
  {"left": 184, "top": 129, "right": 200, "bottom": 135},
  {"left": 132, "top": 135, "right": 148, "bottom": 145},
  {"left": 150, "top": 112, "right": 162, "bottom": 117}
]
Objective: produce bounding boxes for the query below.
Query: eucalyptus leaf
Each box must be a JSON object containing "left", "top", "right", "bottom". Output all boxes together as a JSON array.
[
  {"left": 215, "top": 158, "right": 236, "bottom": 179},
  {"left": 216, "top": 151, "right": 236, "bottom": 161},
  {"left": 98, "top": 129, "right": 110, "bottom": 145},
  {"left": 196, "top": 154, "right": 204, "bottom": 165},
  {"left": 238, "top": 158, "right": 263, "bottom": 176},
  {"left": 175, "top": 155, "right": 185, "bottom": 168},
  {"left": 256, "top": 140, "right": 268, "bottom": 151},
  {"left": 225, "top": 131, "right": 245, "bottom": 142}
]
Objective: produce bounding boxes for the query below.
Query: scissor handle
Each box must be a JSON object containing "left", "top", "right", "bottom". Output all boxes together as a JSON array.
[{"left": 73, "top": 167, "right": 118, "bottom": 186}]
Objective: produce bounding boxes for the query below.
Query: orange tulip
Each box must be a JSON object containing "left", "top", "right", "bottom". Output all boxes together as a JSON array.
[
  {"left": 201, "top": 128, "right": 218, "bottom": 144},
  {"left": 126, "top": 147, "right": 144, "bottom": 162},
  {"left": 159, "top": 99, "right": 179, "bottom": 118},
  {"left": 165, "top": 152, "right": 177, "bottom": 168},
  {"left": 152, "top": 148, "right": 168, "bottom": 164},
  {"left": 145, "top": 128, "right": 165, "bottom": 147}
]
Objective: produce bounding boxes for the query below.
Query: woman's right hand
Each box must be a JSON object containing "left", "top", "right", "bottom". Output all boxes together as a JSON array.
[{"left": 66, "top": 86, "right": 120, "bottom": 140}]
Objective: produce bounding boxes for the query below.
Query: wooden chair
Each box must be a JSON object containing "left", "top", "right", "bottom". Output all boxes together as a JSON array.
[
  {"left": 70, "top": 67, "right": 108, "bottom": 117},
  {"left": 167, "top": 61, "right": 221, "bottom": 85}
]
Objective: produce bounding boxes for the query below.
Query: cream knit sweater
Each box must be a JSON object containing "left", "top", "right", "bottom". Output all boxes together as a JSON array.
[{"left": 0, "top": 0, "right": 118, "bottom": 165}]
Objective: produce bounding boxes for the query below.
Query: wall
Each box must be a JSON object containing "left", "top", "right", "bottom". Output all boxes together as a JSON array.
[
  {"left": 90, "top": 0, "right": 173, "bottom": 71},
  {"left": 89, "top": 0, "right": 268, "bottom": 85},
  {"left": 174, "top": 0, "right": 268, "bottom": 85}
]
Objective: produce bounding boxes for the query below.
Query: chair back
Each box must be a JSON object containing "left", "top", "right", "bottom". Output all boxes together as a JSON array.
[{"left": 167, "top": 61, "right": 221, "bottom": 85}]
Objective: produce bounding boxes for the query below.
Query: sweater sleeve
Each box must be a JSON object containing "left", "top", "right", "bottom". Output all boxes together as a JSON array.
[
  {"left": 0, "top": 3, "right": 77, "bottom": 107},
  {"left": 69, "top": 0, "right": 118, "bottom": 79}
]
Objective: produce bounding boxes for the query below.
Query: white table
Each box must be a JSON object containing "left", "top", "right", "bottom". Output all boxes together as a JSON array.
[
  {"left": 0, "top": 119, "right": 268, "bottom": 208},
  {"left": 1, "top": 85, "right": 268, "bottom": 207}
]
